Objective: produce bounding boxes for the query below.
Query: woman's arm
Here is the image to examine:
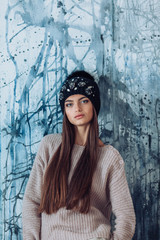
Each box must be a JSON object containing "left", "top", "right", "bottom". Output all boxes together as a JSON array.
[
  {"left": 109, "top": 151, "right": 136, "bottom": 240},
  {"left": 22, "top": 139, "right": 47, "bottom": 240}
]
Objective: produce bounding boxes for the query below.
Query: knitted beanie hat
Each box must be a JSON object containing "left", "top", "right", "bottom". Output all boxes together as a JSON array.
[{"left": 59, "top": 71, "right": 101, "bottom": 115}]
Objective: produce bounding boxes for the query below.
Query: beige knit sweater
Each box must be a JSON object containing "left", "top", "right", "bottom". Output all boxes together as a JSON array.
[{"left": 22, "top": 134, "right": 135, "bottom": 240}]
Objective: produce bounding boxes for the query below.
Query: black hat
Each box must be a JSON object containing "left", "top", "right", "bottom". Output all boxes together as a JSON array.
[{"left": 59, "top": 71, "right": 101, "bottom": 115}]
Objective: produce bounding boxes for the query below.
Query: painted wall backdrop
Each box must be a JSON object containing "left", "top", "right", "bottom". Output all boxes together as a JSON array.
[{"left": 0, "top": 0, "right": 159, "bottom": 239}]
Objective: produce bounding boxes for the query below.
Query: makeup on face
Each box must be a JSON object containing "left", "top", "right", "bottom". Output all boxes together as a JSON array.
[{"left": 65, "top": 94, "right": 93, "bottom": 127}]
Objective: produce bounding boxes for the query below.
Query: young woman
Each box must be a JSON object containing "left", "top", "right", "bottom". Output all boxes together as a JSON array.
[{"left": 22, "top": 71, "right": 136, "bottom": 240}]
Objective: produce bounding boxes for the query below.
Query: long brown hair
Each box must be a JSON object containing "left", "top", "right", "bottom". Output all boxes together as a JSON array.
[{"left": 39, "top": 108, "right": 99, "bottom": 214}]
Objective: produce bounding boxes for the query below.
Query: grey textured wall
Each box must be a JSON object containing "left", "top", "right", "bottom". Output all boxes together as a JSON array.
[{"left": 0, "top": 0, "right": 159, "bottom": 239}]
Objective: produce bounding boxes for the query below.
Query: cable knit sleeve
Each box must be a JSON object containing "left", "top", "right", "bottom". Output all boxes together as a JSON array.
[
  {"left": 108, "top": 149, "right": 136, "bottom": 240},
  {"left": 22, "top": 137, "right": 50, "bottom": 240}
]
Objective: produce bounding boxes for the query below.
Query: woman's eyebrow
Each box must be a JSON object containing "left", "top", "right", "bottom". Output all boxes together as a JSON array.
[
  {"left": 65, "top": 99, "right": 73, "bottom": 102},
  {"left": 78, "top": 97, "right": 87, "bottom": 101},
  {"left": 65, "top": 97, "right": 87, "bottom": 103}
]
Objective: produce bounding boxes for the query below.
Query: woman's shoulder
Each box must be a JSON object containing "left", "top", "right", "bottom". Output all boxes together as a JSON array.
[
  {"left": 99, "top": 140, "right": 121, "bottom": 156},
  {"left": 38, "top": 133, "right": 62, "bottom": 152},
  {"left": 99, "top": 144, "right": 124, "bottom": 167},
  {"left": 99, "top": 142, "right": 119, "bottom": 153},
  {"left": 42, "top": 133, "right": 62, "bottom": 144},
  {"left": 104, "top": 144, "right": 121, "bottom": 155},
  {"left": 35, "top": 133, "right": 62, "bottom": 164}
]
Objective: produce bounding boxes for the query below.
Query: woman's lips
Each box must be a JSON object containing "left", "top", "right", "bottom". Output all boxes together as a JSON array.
[{"left": 74, "top": 114, "right": 84, "bottom": 119}]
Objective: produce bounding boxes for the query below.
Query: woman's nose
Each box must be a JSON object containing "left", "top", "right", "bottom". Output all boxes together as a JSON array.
[{"left": 75, "top": 102, "right": 81, "bottom": 112}]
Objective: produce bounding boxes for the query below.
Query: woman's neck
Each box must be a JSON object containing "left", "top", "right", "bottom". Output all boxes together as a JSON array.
[
  {"left": 74, "top": 125, "right": 105, "bottom": 147},
  {"left": 74, "top": 125, "right": 90, "bottom": 146}
]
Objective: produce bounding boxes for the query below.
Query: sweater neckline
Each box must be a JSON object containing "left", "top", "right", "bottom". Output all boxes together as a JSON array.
[{"left": 73, "top": 143, "right": 108, "bottom": 150}]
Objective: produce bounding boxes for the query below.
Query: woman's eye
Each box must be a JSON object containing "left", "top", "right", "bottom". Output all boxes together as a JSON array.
[
  {"left": 65, "top": 103, "right": 73, "bottom": 107},
  {"left": 81, "top": 99, "right": 89, "bottom": 104}
]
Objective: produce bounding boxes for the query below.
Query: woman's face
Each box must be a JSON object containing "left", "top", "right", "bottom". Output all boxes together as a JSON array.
[{"left": 64, "top": 94, "right": 93, "bottom": 127}]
